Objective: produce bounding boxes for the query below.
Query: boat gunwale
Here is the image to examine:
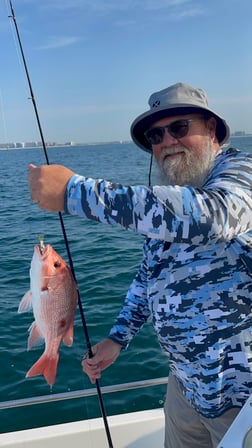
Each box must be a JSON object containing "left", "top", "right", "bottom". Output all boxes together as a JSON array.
[{"left": 0, "top": 376, "right": 168, "bottom": 410}]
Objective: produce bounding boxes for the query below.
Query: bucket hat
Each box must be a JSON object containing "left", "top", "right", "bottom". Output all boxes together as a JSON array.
[{"left": 130, "top": 82, "right": 230, "bottom": 153}]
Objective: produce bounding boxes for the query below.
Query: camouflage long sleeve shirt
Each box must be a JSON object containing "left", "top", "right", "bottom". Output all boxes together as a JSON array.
[{"left": 65, "top": 148, "right": 252, "bottom": 418}]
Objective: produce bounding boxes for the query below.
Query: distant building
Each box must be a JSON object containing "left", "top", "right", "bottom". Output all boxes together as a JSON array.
[
  {"left": 233, "top": 131, "right": 246, "bottom": 136},
  {"left": 64, "top": 141, "right": 76, "bottom": 146},
  {"left": 23, "top": 142, "right": 38, "bottom": 148}
]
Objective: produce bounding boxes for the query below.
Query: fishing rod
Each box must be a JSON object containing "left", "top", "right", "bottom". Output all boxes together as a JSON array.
[{"left": 8, "top": 2, "right": 114, "bottom": 447}]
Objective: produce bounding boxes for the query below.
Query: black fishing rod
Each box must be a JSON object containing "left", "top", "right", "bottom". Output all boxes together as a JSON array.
[{"left": 8, "top": 2, "right": 114, "bottom": 447}]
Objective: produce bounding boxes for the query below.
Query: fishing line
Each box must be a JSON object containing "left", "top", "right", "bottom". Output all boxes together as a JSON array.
[
  {"left": 148, "top": 153, "right": 153, "bottom": 187},
  {"left": 8, "top": 2, "right": 114, "bottom": 447}
]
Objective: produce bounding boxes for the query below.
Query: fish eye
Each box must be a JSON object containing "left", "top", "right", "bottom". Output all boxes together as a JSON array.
[{"left": 54, "top": 260, "right": 61, "bottom": 268}]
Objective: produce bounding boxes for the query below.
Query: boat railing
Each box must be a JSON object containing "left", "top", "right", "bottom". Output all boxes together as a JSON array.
[{"left": 0, "top": 376, "right": 168, "bottom": 410}]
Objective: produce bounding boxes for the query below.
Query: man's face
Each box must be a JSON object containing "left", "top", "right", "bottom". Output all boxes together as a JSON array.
[{"left": 150, "top": 114, "right": 219, "bottom": 187}]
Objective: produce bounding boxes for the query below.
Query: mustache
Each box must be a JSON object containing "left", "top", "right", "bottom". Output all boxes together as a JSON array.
[{"left": 158, "top": 146, "right": 187, "bottom": 163}]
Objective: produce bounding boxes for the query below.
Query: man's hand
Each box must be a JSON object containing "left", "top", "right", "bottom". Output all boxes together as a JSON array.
[
  {"left": 28, "top": 164, "right": 75, "bottom": 211},
  {"left": 82, "top": 338, "right": 122, "bottom": 384}
]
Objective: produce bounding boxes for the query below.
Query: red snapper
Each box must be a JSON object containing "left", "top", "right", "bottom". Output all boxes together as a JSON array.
[{"left": 18, "top": 242, "right": 78, "bottom": 387}]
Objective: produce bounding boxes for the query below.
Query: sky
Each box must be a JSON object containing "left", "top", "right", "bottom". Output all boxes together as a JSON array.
[{"left": 0, "top": 0, "right": 251, "bottom": 144}]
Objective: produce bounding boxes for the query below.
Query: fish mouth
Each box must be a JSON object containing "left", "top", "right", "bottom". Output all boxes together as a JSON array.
[
  {"left": 35, "top": 237, "right": 47, "bottom": 256},
  {"left": 39, "top": 241, "right": 45, "bottom": 255}
]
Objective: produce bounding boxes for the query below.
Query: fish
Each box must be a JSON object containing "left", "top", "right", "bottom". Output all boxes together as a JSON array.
[{"left": 18, "top": 240, "right": 78, "bottom": 387}]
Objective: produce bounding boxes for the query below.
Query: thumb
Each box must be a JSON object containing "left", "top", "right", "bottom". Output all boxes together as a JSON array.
[
  {"left": 29, "top": 163, "right": 37, "bottom": 170},
  {"left": 87, "top": 351, "right": 100, "bottom": 365}
]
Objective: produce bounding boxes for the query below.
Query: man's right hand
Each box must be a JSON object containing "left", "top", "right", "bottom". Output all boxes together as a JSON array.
[
  {"left": 82, "top": 338, "right": 123, "bottom": 384},
  {"left": 28, "top": 163, "right": 75, "bottom": 212}
]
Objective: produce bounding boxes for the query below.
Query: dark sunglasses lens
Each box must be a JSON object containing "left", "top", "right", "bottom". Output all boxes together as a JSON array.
[
  {"left": 169, "top": 120, "right": 189, "bottom": 138},
  {"left": 145, "top": 127, "right": 164, "bottom": 145},
  {"left": 145, "top": 120, "right": 192, "bottom": 145}
]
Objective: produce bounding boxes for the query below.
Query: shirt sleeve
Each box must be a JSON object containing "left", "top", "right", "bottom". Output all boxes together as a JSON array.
[
  {"left": 108, "top": 240, "right": 150, "bottom": 348},
  {"left": 64, "top": 149, "right": 252, "bottom": 243}
]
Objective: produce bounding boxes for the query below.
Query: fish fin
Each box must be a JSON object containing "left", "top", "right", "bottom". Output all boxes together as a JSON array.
[
  {"left": 26, "top": 352, "right": 59, "bottom": 387},
  {"left": 18, "top": 291, "right": 33, "bottom": 313},
  {"left": 27, "top": 322, "right": 44, "bottom": 350},
  {"left": 62, "top": 324, "right": 74, "bottom": 347}
]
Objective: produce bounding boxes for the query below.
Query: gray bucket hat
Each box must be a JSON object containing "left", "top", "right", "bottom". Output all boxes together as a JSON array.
[{"left": 130, "top": 82, "right": 230, "bottom": 153}]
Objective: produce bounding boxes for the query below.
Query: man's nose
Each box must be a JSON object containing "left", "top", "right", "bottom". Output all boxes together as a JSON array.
[{"left": 161, "top": 128, "right": 179, "bottom": 146}]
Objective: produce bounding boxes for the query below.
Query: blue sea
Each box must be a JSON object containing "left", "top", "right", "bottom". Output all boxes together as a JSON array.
[{"left": 0, "top": 137, "right": 251, "bottom": 434}]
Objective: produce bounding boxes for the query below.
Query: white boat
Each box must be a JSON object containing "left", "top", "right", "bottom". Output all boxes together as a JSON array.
[
  {"left": 0, "top": 408, "right": 164, "bottom": 447},
  {"left": 0, "top": 377, "right": 252, "bottom": 448},
  {"left": 0, "top": 377, "right": 165, "bottom": 448}
]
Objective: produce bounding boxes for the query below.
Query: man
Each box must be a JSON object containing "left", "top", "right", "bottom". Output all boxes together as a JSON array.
[{"left": 29, "top": 82, "right": 252, "bottom": 448}]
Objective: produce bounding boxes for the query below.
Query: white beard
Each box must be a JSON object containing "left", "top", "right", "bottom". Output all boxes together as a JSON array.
[{"left": 155, "top": 138, "right": 217, "bottom": 187}]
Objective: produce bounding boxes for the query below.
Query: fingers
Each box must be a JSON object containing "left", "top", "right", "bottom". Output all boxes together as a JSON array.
[
  {"left": 28, "top": 168, "right": 41, "bottom": 207},
  {"left": 28, "top": 164, "right": 41, "bottom": 203},
  {"left": 81, "top": 344, "right": 107, "bottom": 383},
  {"left": 81, "top": 339, "right": 122, "bottom": 384},
  {"left": 28, "top": 164, "right": 71, "bottom": 211},
  {"left": 82, "top": 352, "right": 102, "bottom": 384}
]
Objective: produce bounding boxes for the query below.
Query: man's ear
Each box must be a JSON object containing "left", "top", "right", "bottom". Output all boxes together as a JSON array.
[{"left": 206, "top": 117, "right": 218, "bottom": 141}]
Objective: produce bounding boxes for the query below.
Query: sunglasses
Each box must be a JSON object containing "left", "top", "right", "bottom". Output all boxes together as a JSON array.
[{"left": 144, "top": 117, "right": 206, "bottom": 146}]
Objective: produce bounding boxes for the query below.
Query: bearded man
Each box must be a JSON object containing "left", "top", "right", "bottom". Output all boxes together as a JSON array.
[{"left": 29, "top": 82, "right": 252, "bottom": 448}]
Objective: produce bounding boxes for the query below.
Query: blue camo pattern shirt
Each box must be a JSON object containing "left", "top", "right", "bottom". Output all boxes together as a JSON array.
[{"left": 65, "top": 148, "right": 252, "bottom": 418}]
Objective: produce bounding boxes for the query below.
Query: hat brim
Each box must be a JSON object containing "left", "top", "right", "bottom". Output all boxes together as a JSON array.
[{"left": 130, "top": 105, "right": 230, "bottom": 153}]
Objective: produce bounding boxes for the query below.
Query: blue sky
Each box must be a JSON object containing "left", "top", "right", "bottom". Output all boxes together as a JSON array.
[{"left": 0, "top": 0, "right": 251, "bottom": 143}]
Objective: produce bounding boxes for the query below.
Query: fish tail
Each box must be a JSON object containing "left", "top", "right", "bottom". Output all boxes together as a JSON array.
[{"left": 26, "top": 352, "right": 59, "bottom": 387}]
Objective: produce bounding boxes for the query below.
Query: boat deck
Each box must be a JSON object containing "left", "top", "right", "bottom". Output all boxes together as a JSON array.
[
  {"left": 1, "top": 376, "right": 252, "bottom": 448},
  {"left": 0, "top": 409, "right": 164, "bottom": 448}
]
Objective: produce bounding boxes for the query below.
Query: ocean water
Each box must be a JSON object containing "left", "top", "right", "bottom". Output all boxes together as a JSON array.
[{"left": 0, "top": 137, "right": 251, "bottom": 434}]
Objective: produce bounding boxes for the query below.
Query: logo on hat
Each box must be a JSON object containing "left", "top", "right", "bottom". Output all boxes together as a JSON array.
[{"left": 152, "top": 100, "right": 160, "bottom": 108}]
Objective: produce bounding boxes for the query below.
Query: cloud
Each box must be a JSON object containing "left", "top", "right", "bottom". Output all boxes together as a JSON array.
[
  {"left": 144, "top": 0, "right": 190, "bottom": 11},
  {"left": 169, "top": 6, "right": 206, "bottom": 20},
  {"left": 13, "top": 0, "right": 207, "bottom": 30},
  {"left": 35, "top": 0, "right": 204, "bottom": 16},
  {"left": 36, "top": 36, "right": 81, "bottom": 50}
]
